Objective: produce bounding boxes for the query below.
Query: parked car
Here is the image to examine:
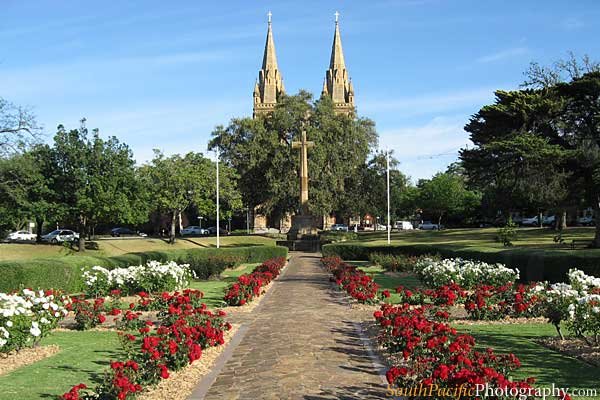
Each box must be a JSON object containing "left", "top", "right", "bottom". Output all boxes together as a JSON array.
[
  {"left": 206, "top": 226, "right": 229, "bottom": 235},
  {"left": 395, "top": 221, "right": 414, "bottom": 230},
  {"left": 330, "top": 224, "right": 349, "bottom": 232},
  {"left": 6, "top": 230, "right": 37, "bottom": 241},
  {"left": 42, "top": 229, "right": 79, "bottom": 243},
  {"left": 577, "top": 215, "right": 595, "bottom": 226},
  {"left": 521, "top": 216, "right": 539, "bottom": 227},
  {"left": 418, "top": 221, "right": 440, "bottom": 230},
  {"left": 181, "top": 226, "right": 208, "bottom": 236},
  {"left": 110, "top": 227, "right": 147, "bottom": 237},
  {"left": 542, "top": 215, "right": 556, "bottom": 226}
]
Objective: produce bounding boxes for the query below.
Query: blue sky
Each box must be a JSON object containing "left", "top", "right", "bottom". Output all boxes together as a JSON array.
[{"left": 1, "top": 0, "right": 598, "bottom": 181}]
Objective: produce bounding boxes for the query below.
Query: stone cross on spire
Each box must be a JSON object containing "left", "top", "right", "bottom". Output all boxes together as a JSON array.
[
  {"left": 267, "top": 10, "right": 272, "bottom": 24},
  {"left": 334, "top": 11, "right": 340, "bottom": 23}
]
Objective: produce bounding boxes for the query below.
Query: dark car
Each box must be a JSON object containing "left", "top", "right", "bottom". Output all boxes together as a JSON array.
[
  {"left": 206, "top": 226, "right": 229, "bottom": 236},
  {"left": 110, "top": 227, "right": 147, "bottom": 237}
]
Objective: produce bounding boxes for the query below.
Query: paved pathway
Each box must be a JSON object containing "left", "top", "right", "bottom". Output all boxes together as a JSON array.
[{"left": 189, "top": 253, "right": 387, "bottom": 400}]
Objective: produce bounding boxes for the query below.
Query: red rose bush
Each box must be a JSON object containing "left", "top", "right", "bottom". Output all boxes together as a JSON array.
[
  {"left": 223, "top": 257, "right": 286, "bottom": 306},
  {"left": 61, "top": 289, "right": 232, "bottom": 400},
  {"left": 322, "top": 256, "right": 384, "bottom": 304}
]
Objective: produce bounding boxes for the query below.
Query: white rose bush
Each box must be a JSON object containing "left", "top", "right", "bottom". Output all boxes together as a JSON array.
[
  {"left": 413, "top": 257, "right": 519, "bottom": 289},
  {"left": 0, "top": 288, "right": 70, "bottom": 353},
  {"left": 82, "top": 260, "right": 196, "bottom": 296},
  {"left": 541, "top": 268, "right": 600, "bottom": 344}
]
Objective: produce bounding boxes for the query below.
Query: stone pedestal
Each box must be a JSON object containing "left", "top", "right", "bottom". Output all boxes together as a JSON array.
[{"left": 286, "top": 214, "right": 319, "bottom": 240}]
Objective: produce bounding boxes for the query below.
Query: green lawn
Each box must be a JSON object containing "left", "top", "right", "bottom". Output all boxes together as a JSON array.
[
  {"left": 188, "top": 263, "right": 259, "bottom": 308},
  {"left": 0, "top": 330, "right": 122, "bottom": 400},
  {"left": 456, "top": 323, "right": 600, "bottom": 397},
  {"left": 357, "top": 264, "right": 423, "bottom": 304},
  {"left": 0, "top": 235, "right": 276, "bottom": 262},
  {"left": 354, "top": 227, "right": 595, "bottom": 251}
]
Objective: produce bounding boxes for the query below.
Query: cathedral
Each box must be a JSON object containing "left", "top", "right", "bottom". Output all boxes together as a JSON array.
[
  {"left": 251, "top": 13, "right": 352, "bottom": 232},
  {"left": 253, "top": 12, "right": 355, "bottom": 117}
]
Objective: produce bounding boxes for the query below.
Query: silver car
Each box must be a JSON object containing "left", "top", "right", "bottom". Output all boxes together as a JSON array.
[{"left": 42, "top": 229, "right": 79, "bottom": 243}]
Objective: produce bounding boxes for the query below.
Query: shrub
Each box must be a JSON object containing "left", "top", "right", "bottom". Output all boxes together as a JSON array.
[
  {"left": 322, "top": 242, "right": 600, "bottom": 283},
  {"left": 68, "top": 296, "right": 107, "bottom": 330},
  {"left": 321, "top": 257, "right": 384, "bottom": 304},
  {"left": 223, "top": 257, "right": 287, "bottom": 306},
  {"left": 375, "top": 303, "right": 535, "bottom": 396},
  {"left": 368, "top": 252, "right": 421, "bottom": 272},
  {"left": 0, "top": 288, "right": 70, "bottom": 353},
  {"left": 496, "top": 218, "right": 518, "bottom": 247},
  {"left": 184, "top": 254, "right": 241, "bottom": 279},
  {"left": 81, "top": 261, "right": 195, "bottom": 296},
  {"left": 0, "top": 245, "right": 288, "bottom": 293},
  {"left": 320, "top": 231, "right": 358, "bottom": 243},
  {"left": 413, "top": 257, "right": 519, "bottom": 289}
]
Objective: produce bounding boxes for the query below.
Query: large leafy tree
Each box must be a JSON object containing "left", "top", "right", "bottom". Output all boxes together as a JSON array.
[
  {"left": 462, "top": 55, "right": 600, "bottom": 241},
  {"left": 140, "top": 151, "right": 241, "bottom": 243},
  {"left": 416, "top": 172, "right": 481, "bottom": 226},
  {"left": 50, "top": 120, "right": 149, "bottom": 250},
  {"left": 209, "top": 91, "right": 377, "bottom": 224}
]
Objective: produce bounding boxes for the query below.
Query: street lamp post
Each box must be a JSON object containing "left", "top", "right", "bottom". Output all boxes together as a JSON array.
[
  {"left": 245, "top": 207, "right": 250, "bottom": 235},
  {"left": 386, "top": 147, "right": 391, "bottom": 245},
  {"left": 216, "top": 149, "right": 220, "bottom": 249},
  {"left": 197, "top": 216, "right": 203, "bottom": 230}
]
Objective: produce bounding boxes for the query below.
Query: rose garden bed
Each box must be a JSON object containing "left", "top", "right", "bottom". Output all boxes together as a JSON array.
[
  {"left": 0, "top": 257, "right": 287, "bottom": 399},
  {"left": 323, "top": 255, "right": 600, "bottom": 398}
]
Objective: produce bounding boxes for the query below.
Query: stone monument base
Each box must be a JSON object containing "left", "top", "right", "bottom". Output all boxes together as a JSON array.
[
  {"left": 286, "top": 214, "right": 319, "bottom": 240},
  {"left": 276, "top": 214, "right": 320, "bottom": 252}
]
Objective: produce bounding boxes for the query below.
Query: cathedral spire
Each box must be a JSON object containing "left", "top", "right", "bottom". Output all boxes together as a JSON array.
[
  {"left": 323, "top": 11, "right": 354, "bottom": 114},
  {"left": 253, "top": 11, "right": 285, "bottom": 118}
]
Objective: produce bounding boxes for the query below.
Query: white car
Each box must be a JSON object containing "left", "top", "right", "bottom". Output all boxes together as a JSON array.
[
  {"left": 542, "top": 215, "right": 556, "bottom": 226},
  {"left": 330, "top": 224, "right": 349, "bottom": 232},
  {"left": 41, "top": 229, "right": 79, "bottom": 243},
  {"left": 6, "top": 230, "right": 37, "bottom": 241},
  {"left": 418, "top": 221, "right": 440, "bottom": 230},
  {"left": 577, "top": 216, "right": 595, "bottom": 226},
  {"left": 521, "top": 216, "right": 539, "bottom": 226},
  {"left": 395, "top": 221, "right": 414, "bottom": 230},
  {"left": 181, "top": 226, "right": 208, "bottom": 236}
]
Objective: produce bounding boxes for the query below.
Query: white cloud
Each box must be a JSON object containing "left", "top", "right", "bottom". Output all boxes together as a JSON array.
[
  {"left": 561, "top": 17, "right": 584, "bottom": 30},
  {"left": 379, "top": 116, "right": 472, "bottom": 181},
  {"left": 476, "top": 47, "right": 529, "bottom": 64}
]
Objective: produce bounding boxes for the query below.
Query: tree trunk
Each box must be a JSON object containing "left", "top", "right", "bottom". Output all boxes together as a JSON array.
[
  {"left": 35, "top": 218, "right": 44, "bottom": 243},
  {"left": 438, "top": 213, "right": 443, "bottom": 229},
  {"left": 538, "top": 210, "right": 543, "bottom": 228},
  {"left": 560, "top": 209, "right": 567, "bottom": 230},
  {"left": 78, "top": 214, "right": 86, "bottom": 252},
  {"left": 169, "top": 210, "right": 177, "bottom": 244}
]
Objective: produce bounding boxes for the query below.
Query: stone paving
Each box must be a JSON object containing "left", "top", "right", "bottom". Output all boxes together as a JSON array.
[{"left": 190, "top": 253, "right": 387, "bottom": 400}]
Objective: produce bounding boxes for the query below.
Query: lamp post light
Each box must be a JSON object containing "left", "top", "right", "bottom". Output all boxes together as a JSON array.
[
  {"left": 245, "top": 207, "right": 250, "bottom": 235},
  {"left": 216, "top": 149, "right": 220, "bottom": 249},
  {"left": 386, "top": 147, "right": 391, "bottom": 245}
]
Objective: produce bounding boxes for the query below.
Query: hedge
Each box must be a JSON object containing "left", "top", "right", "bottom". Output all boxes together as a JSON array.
[
  {"left": 322, "top": 243, "right": 600, "bottom": 283},
  {"left": 0, "top": 245, "right": 288, "bottom": 293}
]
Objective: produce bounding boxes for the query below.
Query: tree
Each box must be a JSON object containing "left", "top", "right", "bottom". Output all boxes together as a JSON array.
[
  {"left": 50, "top": 120, "right": 148, "bottom": 250},
  {"left": 141, "top": 151, "right": 241, "bottom": 244},
  {"left": 416, "top": 172, "right": 480, "bottom": 226},
  {"left": 0, "top": 97, "right": 42, "bottom": 158},
  {"left": 461, "top": 90, "right": 570, "bottom": 227},
  {"left": 210, "top": 91, "right": 377, "bottom": 225}
]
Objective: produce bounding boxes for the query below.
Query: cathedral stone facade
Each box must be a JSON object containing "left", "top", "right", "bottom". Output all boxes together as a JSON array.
[{"left": 253, "top": 14, "right": 355, "bottom": 117}]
